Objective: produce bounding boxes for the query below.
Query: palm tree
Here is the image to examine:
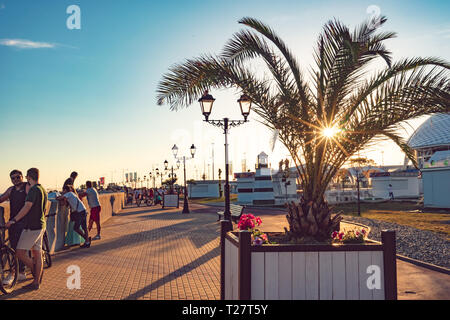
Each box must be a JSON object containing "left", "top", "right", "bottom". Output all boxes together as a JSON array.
[{"left": 157, "top": 16, "right": 450, "bottom": 241}]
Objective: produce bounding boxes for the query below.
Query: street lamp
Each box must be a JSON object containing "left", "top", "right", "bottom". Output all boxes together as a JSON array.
[
  {"left": 164, "top": 160, "right": 179, "bottom": 194},
  {"left": 198, "top": 91, "right": 252, "bottom": 229},
  {"left": 155, "top": 168, "right": 163, "bottom": 187},
  {"left": 172, "top": 143, "right": 196, "bottom": 213}
]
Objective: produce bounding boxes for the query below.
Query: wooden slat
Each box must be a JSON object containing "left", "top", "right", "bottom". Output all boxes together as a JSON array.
[
  {"left": 372, "top": 251, "right": 385, "bottom": 300},
  {"left": 278, "top": 252, "right": 292, "bottom": 300},
  {"left": 265, "top": 252, "right": 279, "bottom": 300},
  {"left": 292, "top": 252, "right": 306, "bottom": 300},
  {"left": 345, "top": 252, "right": 359, "bottom": 300},
  {"left": 319, "top": 252, "right": 333, "bottom": 300},
  {"left": 225, "top": 239, "right": 232, "bottom": 300},
  {"left": 251, "top": 253, "right": 265, "bottom": 300},
  {"left": 359, "top": 251, "right": 373, "bottom": 300},
  {"left": 305, "top": 252, "right": 319, "bottom": 300},
  {"left": 231, "top": 242, "right": 239, "bottom": 300},
  {"left": 332, "top": 252, "right": 346, "bottom": 300}
]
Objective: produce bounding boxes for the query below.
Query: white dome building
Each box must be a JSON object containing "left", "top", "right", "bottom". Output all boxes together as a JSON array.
[
  {"left": 407, "top": 113, "right": 450, "bottom": 168},
  {"left": 408, "top": 113, "right": 450, "bottom": 208}
]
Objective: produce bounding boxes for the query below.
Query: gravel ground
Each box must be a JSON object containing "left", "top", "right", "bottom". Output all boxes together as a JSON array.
[{"left": 342, "top": 215, "right": 450, "bottom": 269}]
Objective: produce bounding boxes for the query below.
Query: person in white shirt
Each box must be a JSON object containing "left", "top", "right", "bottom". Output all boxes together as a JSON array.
[
  {"left": 58, "top": 186, "right": 91, "bottom": 248},
  {"left": 81, "top": 181, "right": 102, "bottom": 240}
]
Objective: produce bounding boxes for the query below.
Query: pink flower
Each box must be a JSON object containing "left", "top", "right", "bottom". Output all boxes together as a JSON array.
[
  {"left": 338, "top": 232, "right": 344, "bottom": 240},
  {"left": 332, "top": 231, "right": 338, "bottom": 239},
  {"left": 361, "top": 229, "right": 367, "bottom": 235},
  {"left": 238, "top": 214, "right": 263, "bottom": 231},
  {"left": 253, "top": 237, "right": 264, "bottom": 246}
]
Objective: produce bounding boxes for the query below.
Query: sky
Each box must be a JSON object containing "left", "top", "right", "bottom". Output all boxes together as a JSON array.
[{"left": 0, "top": 0, "right": 449, "bottom": 191}]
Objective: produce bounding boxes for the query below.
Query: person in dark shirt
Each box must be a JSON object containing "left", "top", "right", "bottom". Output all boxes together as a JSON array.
[
  {"left": 63, "top": 171, "right": 78, "bottom": 192},
  {"left": 0, "top": 170, "right": 30, "bottom": 283},
  {"left": 6, "top": 168, "right": 47, "bottom": 290}
]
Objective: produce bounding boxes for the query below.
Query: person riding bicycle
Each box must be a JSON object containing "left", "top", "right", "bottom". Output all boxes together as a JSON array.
[{"left": 0, "top": 169, "right": 30, "bottom": 284}]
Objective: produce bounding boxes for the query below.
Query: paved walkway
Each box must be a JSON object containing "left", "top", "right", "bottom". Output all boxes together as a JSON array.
[
  {"left": 1, "top": 204, "right": 221, "bottom": 300},
  {"left": 1, "top": 203, "right": 448, "bottom": 300}
]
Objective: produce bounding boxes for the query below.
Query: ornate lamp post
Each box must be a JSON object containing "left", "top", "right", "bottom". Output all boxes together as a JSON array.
[
  {"left": 164, "top": 159, "right": 180, "bottom": 194},
  {"left": 198, "top": 91, "right": 252, "bottom": 229},
  {"left": 172, "top": 143, "right": 196, "bottom": 213}
]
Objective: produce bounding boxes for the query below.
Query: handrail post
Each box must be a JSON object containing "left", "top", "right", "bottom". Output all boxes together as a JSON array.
[
  {"left": 220, "top": 220, "right": 232, "bottom": 300},
  {"left": 238, "top": 230, "right": 252, "bottom": 300},
  {"left": 382, "top": 230, "right": 397, "bottom": 300}
]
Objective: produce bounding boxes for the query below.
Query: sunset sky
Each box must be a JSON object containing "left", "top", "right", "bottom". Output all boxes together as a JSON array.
[{"left": 1, "top": 0, "right": 449, "bottom": 191}]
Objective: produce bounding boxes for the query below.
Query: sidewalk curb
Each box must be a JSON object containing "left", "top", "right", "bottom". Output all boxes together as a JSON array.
[{"left": 396, "top": 254, "right": 450, "bottom": 275}]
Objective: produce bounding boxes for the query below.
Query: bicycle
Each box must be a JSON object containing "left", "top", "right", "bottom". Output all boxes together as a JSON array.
[
  {"left": 42, "top": 213, "right": 53, "bottom": 269},
  {"left": 0, "top": 225, "right": 19, "bottom": 294}
]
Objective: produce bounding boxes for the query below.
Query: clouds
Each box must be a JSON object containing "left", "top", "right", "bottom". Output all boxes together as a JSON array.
[{"left": 0, "top": 38, "right": 56, "bottom": 49}]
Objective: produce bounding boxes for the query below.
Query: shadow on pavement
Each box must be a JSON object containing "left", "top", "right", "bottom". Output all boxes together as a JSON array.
[
  {"left": 124, "top": 246, "right": 219, "bottom": 300},
  {"left": 49, "top": 206, "right": 221, "bottom": 265}
]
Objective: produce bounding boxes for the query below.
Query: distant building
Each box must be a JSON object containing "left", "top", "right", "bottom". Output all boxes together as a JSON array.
[
  {"left": 421, "top": 151, "right": 450, "bottom": 208},
  {"left": 187, "top": 180, "right": 223, "bottom": 198},
  {"left": 408, "top": 113, "right": 450, "bottom": 168},
  {"left": 370, "top": 170, "right": 420, "bottom": 199},
  {"left": 235, "top": 152, "right": 299, "bottom": 206},
  {"left": 407, "top": 113, "right": 450, "bottom": 206}
]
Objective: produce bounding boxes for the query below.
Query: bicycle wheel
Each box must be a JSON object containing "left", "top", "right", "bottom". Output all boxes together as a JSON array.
[
  {"left": 0, "top": 246, "right": 18, "bottom": 294},
  {"left": 42, "top": 233, "right": 52, "bottom": 269}
]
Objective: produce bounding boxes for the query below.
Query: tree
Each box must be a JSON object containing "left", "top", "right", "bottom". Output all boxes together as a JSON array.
[
  {"left": 157, "top": 16, "right": 450, "bottom": 241},
  {"left": 163, "top": 177, "right": 178, "bottom": 187}
]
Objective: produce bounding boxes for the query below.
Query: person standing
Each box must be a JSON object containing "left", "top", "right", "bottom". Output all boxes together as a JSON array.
[
  {"left": 388, "top": 184, "right": 394, "bottom": 200},
  {"left": 5, "top": 168, "right": 47, "bottom": 290},
  {"left": 0, "top": 170, "right": 30, "bottom": 283},
  {"left": 63, "top": 171, "right": 78, "bottom": 192},
  {"left": 84, "top": 181, "right": 102, "bottom": 240},
  {"left": 58, "top": 186, "right": 91, "bottom": 248}
]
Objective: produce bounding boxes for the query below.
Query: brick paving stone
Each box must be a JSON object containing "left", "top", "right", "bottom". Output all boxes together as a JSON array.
[{"left": 0, "top": 203, "right": 221, "bottom": 300}]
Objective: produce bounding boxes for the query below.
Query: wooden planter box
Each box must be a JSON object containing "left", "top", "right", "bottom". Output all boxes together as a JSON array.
[{"left": 220, "top": 222, "right": 397, "bottom": 300}]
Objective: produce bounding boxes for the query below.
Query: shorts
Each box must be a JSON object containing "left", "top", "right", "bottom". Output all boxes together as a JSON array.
[
  {"left": 17, "top": 229, "right": 44, "bottom": 251},
  {"left": 90, "top": 206, "right": 101, "bottom": 223}
]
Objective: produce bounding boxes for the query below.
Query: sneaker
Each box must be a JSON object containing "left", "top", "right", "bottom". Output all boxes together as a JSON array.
[
  {"left": 80, "top": 237, "right": 91, "bottom": 248},
  {"left": 2, "top": 274, "right": 14, "bottom": 286},
  {"left": 18, "top": 272, "right": 27, "bottom": 281},
  {"left": 93, "top": 234, "right": 101, "bottom": 240},
  {"left": 24, "top": 282, "right": 40, "bottom": 290}
]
